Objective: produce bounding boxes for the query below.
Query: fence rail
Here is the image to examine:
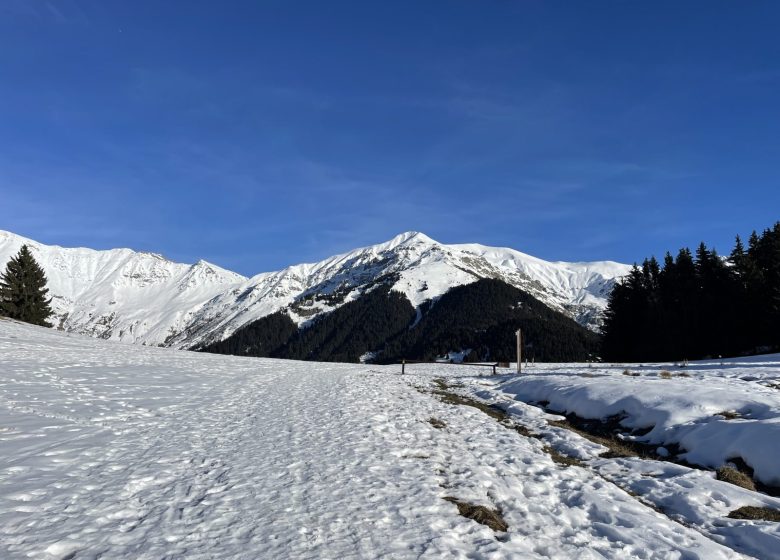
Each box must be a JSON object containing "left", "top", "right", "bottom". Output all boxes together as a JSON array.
[{"left": 400, "top": 359, "right": 511, "bottom": 375}]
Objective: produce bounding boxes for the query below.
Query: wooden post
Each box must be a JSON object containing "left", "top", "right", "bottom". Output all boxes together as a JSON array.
[
  {"left": 516, "top": 329, "right": 522, "bottom": 374},
  {"left": 401, "top": 359, "right": 405, "bottom": 375}
]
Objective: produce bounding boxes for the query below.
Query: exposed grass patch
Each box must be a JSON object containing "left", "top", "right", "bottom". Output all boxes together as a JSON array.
[
  {"left": 433, "top": 378, "right": 463, "bottom": 391},
  {"left": 543, "top": 445, "right": 584, "bottom": 467},
  {"left": 428, "top": 417, "right": 446, "bottom": 429},
  {"left": 728, "top": 506, "right": 780, "bottom": 522},
  {"left": 505, "top": 421, "right": 534, "bottom": 438},
  {"left": 432, "top": 378, "right": 449, "bottom": 391},
  {"left": 656, "top": 370, "right": 691, "bottom": 379},
  {"left": 431, "top": 384, "right": 589, "bottom": 469},
  {"left": 718, "top": 458, "right": 780, "bottom": 497},
  {"left": 432, "top": 383, "right": 538, "bottom": 438},
  {"left": 622, "top": 369, "right": 640, "bottom": 377},
  {"left": 434, "top": 389, "right": 507, "bottom": 422},
  {"left": 443, "top": 497, "right": 508, "bottom": 532},
  {"left": 717, "top": 466, "right": 757, "bottom": 491},
  {"left": 717, "top": 410, "right": 742, "bottom": 420},
  {"left": 549, "top": 414, "right": 655, "bottom": 459}
]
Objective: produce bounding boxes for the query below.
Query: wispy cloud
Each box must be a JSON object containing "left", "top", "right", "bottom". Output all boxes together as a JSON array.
[{"left": 1, "top": 0, "right": 89, "bottom": 24}]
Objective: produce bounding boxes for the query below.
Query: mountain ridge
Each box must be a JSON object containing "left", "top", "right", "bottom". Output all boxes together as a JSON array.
[
  {"left": 0, "top": 229, "right": 631, "bottom": 348},
  {"left": 203, "top": 278, "right": 601, "bottom": 363}
]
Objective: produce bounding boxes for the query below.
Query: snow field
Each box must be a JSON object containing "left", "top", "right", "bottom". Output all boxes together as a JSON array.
[
  {"left": 453, "top": 361, "right": 780, "bottom": 559},
  {"left": 0, "top": 321, "right": 747, "bottom": 559},
  {"left": 493, "top": 361, "right": 780, "bottom": 485}
]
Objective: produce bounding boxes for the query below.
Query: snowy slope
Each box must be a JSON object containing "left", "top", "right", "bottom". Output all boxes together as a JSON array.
[
  {"left": 0, "top": 230, "right": 246, "bottom": 345},
  {"left": 458, "top": 358, "right": 780, "bottom": 559},
  {"left": 0, "top": 319, "right": 747, "bottom": 559},
  {"left": 494, "top": 357, "right": 780, "bottom": 486},
  {"left": 0, "top": 230, "right": 630, "bottom": 349}
]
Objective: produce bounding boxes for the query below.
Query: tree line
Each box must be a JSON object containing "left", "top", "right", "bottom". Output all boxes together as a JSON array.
[{"left": 601, "top": 222, "right": 780, "bottom": 362}]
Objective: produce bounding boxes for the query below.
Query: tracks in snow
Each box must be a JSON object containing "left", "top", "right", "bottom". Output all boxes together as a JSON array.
[
  {"left": 412, "top": 375, "right": 750, "bottom": 559},
  {"left": 0, "top": 320, "right": 752, "bottom": 560}
]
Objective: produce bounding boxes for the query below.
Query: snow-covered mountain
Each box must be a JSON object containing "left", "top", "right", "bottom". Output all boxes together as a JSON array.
[
  {"left": 0, "top": 230, "right": 630, "bottom": 348},
  {"left": 0, "top": 230, "right": 246, "bottom": 345}
]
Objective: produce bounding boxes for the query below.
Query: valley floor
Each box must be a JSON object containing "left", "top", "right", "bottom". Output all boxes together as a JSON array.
[{"left": 0, "top": 320, "right": 777, "bottom": 559}]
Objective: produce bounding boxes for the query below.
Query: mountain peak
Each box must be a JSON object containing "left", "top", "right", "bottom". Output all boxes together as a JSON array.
[
  {"left": 0, "top": 229, "right": 631, "bottom": 347},
  {"left": 383, "top": 231, "right": 437, "bottom": 250}
]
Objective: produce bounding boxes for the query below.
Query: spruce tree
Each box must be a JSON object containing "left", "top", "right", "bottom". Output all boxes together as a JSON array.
[
  {"left": 0, "top": 245, "right": 54, "bottom": 327},
  {"left": 601, "top": 222, "right": 780, "bottom": 361}
]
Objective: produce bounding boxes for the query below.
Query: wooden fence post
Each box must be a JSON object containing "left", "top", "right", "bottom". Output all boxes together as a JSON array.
[{"left": 401, "top": 359, "right": 405, "bottom": 375}]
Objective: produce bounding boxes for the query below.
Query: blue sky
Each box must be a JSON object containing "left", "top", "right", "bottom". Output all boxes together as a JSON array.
[{"left": 1, "top": 1, "right": 779, "bottom": 275}]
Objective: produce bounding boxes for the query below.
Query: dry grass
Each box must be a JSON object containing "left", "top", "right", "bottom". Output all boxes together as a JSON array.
[
  {"left": 432, "top": 378, "right": 450, "bottom": 391},
  {"left": 543, "top": 445, "right": 584, "bottom": 467},
  {"left": 622, "top": 369, "right": 640, "bottom": 377},
  {"left": 728, "top": 506, "right": 780, "bottom": 522},
  {"left": 717, "top": 410, "right": 742, "bottom": 420},
  {"left": 434, "top": 390, "right": 507, "bottom": 422},
  {"left": 675, "top": 372, "right": 691, "bottom": 378},
  {"left": 506, "top": 422, "right": 534, "bottom": 438},
  {"left": 549, "top": 417, "right": 649, "bottom": 459},
  {"left": 433, "top": 378, "right": 463, "bottom": 390},
  {"left": 433, "top": 383, "right": 584, "bottom": 468},
  {"left": 428, "top": 417, "right": 446, "bottom": 429},
  {"left": 659, "top": 370, "right": 673, "bottom": 379},
  {"left": 443, "top": 497, "right": 508, "bottom": 532},
  {"left": 433, "top": 385, "right": 537, "bottom": 438},
  {"left": 716, "top": 466, "right": 756, "bottom": 491},
  {"left": 719, "top": 458, "right": 780, "bottom": 497}
]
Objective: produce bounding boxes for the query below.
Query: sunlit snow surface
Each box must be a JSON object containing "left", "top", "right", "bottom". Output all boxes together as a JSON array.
[
  {"left": 0, "top": 320, "right": 766, "bottom": 559},
  {"left": 466, "top": 358, "right": 780, "bottom": 560},
  {"left": 0, "top": 230, "right": 629, "bottom": 349}
]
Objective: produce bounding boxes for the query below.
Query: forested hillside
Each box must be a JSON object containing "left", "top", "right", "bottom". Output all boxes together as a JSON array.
[
  {"left": 381, "top": 279, "right": 599, "bottom": 363},
  {"left": 201, "top": 279, "right": 599, "bottom": 363}
]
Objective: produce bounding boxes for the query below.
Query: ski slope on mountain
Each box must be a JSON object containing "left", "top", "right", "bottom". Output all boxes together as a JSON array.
[
  {"left": 0, "top": 320, "right": 747, "bottom": 559},
  {"left": 0, "top": 230, "right": 630, "bottom": 349}
]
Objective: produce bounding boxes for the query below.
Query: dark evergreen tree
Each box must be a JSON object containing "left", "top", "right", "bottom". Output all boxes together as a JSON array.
[
  {"left": 601, "top": 276, "right": 630, "bottom": 361},
  {"left": 0, "top": 245, "right": 54, "bottom": 327},
  {"left": 601, "top": 222, "right": 780, "bottom": 361},
  {"left": 752, "top": 223, "right": 780, "bottom": 344}
]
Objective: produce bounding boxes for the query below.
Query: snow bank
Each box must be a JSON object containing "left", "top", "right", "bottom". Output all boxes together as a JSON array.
[{"left": 498, "top": 365, "right": 780, "bottom": 486}]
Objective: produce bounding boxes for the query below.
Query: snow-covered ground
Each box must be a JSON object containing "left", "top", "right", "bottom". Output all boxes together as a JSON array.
[
  {"left": 459, "top": 359, "right": 780, "bottom": 559},
  {"left": 494, "top": 359, "right": 780, "bottom": 485},
  {"left": 1, "top": 319, "right": 775, "bottom": 559}
]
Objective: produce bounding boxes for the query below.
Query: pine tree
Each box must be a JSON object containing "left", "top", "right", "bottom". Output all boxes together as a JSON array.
[
  {"left": 0, "top": 245, "right": 54, "bottom": 327},
  {"left": 601, "top": 222, "right": 780, "bottom": 362}
]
